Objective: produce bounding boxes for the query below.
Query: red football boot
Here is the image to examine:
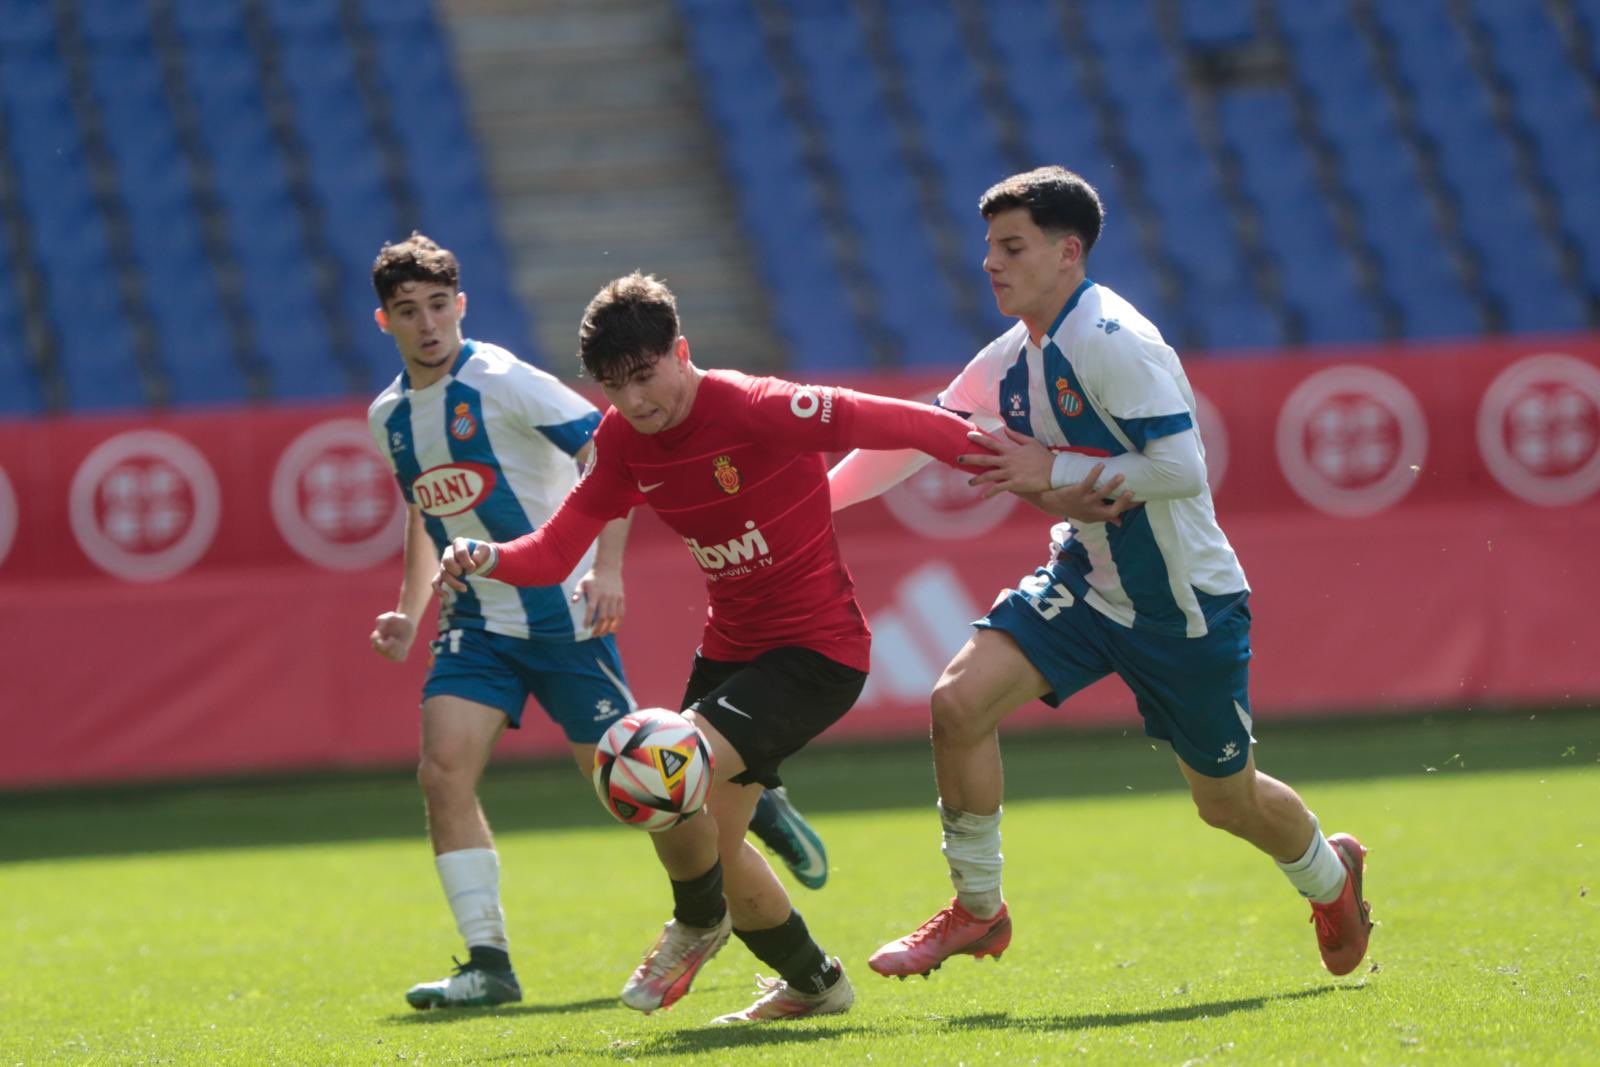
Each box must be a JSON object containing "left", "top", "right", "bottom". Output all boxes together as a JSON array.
[
  {"left": 1310, "top": 832, "right": 1374, "bottom": 976},
  {"left": 868, "top": 899, "right": 1012, "bottom": 978}
]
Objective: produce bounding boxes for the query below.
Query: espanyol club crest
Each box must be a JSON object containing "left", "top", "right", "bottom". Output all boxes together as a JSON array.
[
  {"left": 1055, "top": 376, "right": 1084, "bottom": 417},
  {"left": 713, "top": 454, "right": 741, "bottom": 494},
  {"left": 449, "top": 402, "right": 478, "bottom": 441}
]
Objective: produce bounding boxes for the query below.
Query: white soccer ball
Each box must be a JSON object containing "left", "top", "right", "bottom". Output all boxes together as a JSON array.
[{"left": 592, "top": 708, "right": 715, "bottom": 831}]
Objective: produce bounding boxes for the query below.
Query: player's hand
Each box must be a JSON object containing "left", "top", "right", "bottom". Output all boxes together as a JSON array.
[
  {"left": 574, "top": 567, "right": 625, "bottom": 637},
  {"left": 370, "top": 611, "right": 418, "bottom": 662},
  {"left": 959, "top": 427, "right": 1056, "bottom": 497},
  {"left": 1019, "top": 463, "right": 1139, "bottom": 526},
  {"left": 434, "top": 538, "right": 496, "bottom": 595}
]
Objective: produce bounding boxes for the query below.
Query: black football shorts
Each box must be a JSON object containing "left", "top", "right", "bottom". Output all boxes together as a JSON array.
[{"left": 680, "top": 645, "right": 867, "bottom": 788}]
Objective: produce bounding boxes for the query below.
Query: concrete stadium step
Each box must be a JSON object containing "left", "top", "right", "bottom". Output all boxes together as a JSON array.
[{"left": 441, "top": 0, "right": 782, "bottom": 374}]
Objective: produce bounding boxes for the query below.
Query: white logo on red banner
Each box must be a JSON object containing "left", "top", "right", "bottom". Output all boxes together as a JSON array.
[
  {"left": 69, "top": 430, "right": 221, "bottom": 581},
  {"left": 858, "top": 561, "right": 983, "bottom": 707},
  {"left": 1276, "top": 366, "right": 1427, "bottom": 517},
  {"left": 1193, "top": 390, "right": 1228, "bottom": 495},
  {"left": 883, "top": 458, "right": 1017, "bottom": 540},
  {"left": 1476, "top": 354, "right": 1600, "bottom": 507},
  {"left": 272, "top": 419, "right": 406, "bottom": 570},
  {"left": 0, "top": 464, "right": 16, "bottom": 568}
]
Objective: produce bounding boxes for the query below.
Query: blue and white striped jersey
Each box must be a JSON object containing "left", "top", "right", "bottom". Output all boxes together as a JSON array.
[
  {"left": 368, "top": 340, "right": 602, "bottom": 641},
  {"left": 940, "top": 280, "right": 1249, "bottom": 638}
]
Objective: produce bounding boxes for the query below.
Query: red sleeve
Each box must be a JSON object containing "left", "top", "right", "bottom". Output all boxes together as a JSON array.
[
  {"left": 492, "top": 493, "right": 610, "bottom": 587},
  {"left": 493, "top": 416, "right": 640, "bottom": 587},
  {"left": 751, "top": 376, "right": 977, "bottom": 468}
]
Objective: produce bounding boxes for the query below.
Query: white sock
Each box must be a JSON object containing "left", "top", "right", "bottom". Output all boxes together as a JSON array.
[
  {"left": 1276, "top": 818, "right": 1347, "bottom": 904},
  {"left": 939, "top": 801, "right": 1004, "bottom": 918},
  {"left": 435, "top": 847, "right": 508, "bottom": 951}
]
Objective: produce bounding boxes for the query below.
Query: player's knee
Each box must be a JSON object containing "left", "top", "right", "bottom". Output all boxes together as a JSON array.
[
  {"left": 417, "top": 750, "right": 478, "bottom": 799},
  {"left": 1191, "top": 790, "right": 1253, "bottom": 835},
  {"left": 930, "top": 680, "right": 988, "bottom": 746}
]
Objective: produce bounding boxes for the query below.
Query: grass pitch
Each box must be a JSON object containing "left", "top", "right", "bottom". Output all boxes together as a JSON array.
[{"left": 2, "top": 710, "right": 1596, "bottom": 1065}]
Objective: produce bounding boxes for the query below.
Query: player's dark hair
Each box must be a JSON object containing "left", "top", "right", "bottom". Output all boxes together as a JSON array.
[
  {"left": 979, "top": 166, "right": 1103, "bottom": 253},
  {"left": 372, "top": 232, "right": 460, "bottom": 305},
  {"left": 578, "top": 272, "right": 680, "bottom": 381}
]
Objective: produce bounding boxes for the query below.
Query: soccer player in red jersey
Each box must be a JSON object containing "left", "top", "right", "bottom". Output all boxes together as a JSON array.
[{"left": 434, "top": 272, "right": 979, "bottom": 1023}]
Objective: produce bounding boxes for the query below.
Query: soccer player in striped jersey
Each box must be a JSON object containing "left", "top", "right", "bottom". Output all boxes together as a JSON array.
[
  {"left": 829, "top": 167, "right": 1374, "bottom": 981},
  {"left": 434, "top": 272, "right": 981, "bottom": 1022},
  {"left": 364, "top": 236, "right": 828, "bottom": 1011}
]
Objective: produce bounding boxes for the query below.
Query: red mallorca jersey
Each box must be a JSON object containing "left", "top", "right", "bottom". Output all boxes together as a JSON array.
[{"left": 493, "top": 369, "right": 975, "bottom": 671}]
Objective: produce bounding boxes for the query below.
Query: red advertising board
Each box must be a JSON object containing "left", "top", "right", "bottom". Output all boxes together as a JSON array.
[{"left": 2, "top": 335, "right": 1597, "bottom": 788}]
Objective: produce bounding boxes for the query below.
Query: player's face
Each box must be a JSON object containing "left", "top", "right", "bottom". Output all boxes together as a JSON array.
[
  {"left": 983, "top": 208, "right": 1082, "bottom": 328},
  {"left": 597, "top": 338, "right": 696, "bottom": 434},
  {"left": 376, "top": 282, "right": 466, "bottom": 379}
]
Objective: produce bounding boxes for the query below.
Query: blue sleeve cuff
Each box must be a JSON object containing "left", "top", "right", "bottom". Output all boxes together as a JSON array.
[
  {"left": 1115, "top": 411, "right": 1193, "bottom": 450},
  {"left": 537, "top": 411, "right": 602, "bottom": 456}
]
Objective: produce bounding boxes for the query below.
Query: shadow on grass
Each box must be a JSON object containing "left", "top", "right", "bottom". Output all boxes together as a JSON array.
[
  {"left": 628, "top": 1022, "right": 871, "bottom": 1058},
  {"left": 943, "top": 983, "right": 1351, "bottom": 1032},
  {"left": 4, "top": 706, "right": 1596, "bottom": 862},
  {"left": 383, "top": 996, "right": 619, "bottom": 1024}
]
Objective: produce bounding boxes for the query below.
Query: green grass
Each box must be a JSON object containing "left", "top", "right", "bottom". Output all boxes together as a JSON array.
[{"left": 3, "top": 710, "right": 1597, "bottom": 1065}]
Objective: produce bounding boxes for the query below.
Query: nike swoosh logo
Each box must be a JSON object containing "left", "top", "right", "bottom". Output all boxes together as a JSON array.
[
  {"left": 638, "top": 481, "right": 665, "bottom": 493},
  {"left": 716, "top": 695, "right": 752, "bottom": 720}
]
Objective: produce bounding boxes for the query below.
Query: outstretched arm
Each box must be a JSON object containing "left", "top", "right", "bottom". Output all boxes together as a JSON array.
[
  {"left": 962, "top": 427, "right": 1206, "bottom": 502},
  {"left": 828, "top": 448, "right": 935, "bottom": 511},
  {"left": 435, "top": 493, "right": 612, "bottom": 593}
]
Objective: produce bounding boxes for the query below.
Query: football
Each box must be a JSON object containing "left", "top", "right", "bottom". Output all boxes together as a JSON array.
[{"left": 592, "top": 708, "right": 715, "bottom": 831}]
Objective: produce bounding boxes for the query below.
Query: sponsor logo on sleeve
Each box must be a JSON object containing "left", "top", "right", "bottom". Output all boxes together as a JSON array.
[
  {"left": 789, "top": 385, "right": 835, "bottom": 422},
  {"left": 1476, "top": 353, "right": 1600, "bottom": 507},
  {"left": 69, "top": 430, "right": 221, "bottom": 581},
  {"left": 272, "top": 419, "right": 407, "bottom": 570},
  {"left": 1275, "top": 365, "right": 1427, "bottom": 517},
  {"left": 412, "top": 462, "right": 498, "bottom": 517}
]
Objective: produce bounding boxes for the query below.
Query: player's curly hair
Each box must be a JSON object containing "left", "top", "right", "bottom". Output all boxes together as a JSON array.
[
  {"left": 578, "top": 272, "right": 680, "bottom": 381},
  {"left": 980, "top": 166, "right": 1103, "bottom": 253},
  {"left": 371, "top": 232, "right": 461, "bottom": 305}
]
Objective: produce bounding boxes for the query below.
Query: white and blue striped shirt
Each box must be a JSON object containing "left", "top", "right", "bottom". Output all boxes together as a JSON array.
[
  {"left": 940, "top": 280, "right": 1248, "bottom": 638},
  {"left": 368, "top": 340, "right": 602, "bottom": 641}
]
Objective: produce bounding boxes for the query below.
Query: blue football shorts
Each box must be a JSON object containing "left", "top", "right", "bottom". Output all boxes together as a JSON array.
[
  {"left": 978, "top": 561, "right": 1254, "bottom": 778},
  {"left": 422, "top": 627, "right": 634, "bottom": 744}
]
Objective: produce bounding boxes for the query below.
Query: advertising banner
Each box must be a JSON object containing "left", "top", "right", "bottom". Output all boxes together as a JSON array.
[{"left": 2, "top": 335, "right": 1596, "bottom": 787}]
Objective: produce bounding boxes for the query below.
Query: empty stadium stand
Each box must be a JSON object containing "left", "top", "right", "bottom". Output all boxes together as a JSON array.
[{"left": 1, "top": 0, "right": 1596, "bottom": 412}]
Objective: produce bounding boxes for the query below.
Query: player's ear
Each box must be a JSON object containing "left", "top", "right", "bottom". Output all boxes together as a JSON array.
[
  {"left": 374, "top": 307, "right": 390, "bottom": 334},
  {"left": 674, "top": 335, "right": 691, "bottom": 365},
  {"left": 1060, "top": 233, "right": 1084, "bottom": 270},
  {"left": 456, "top": 290, "right": 467, "bottom": 320}
]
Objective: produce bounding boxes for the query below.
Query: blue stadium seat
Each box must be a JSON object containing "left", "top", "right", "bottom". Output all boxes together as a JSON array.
[
  {"left": 170, "top": 0, "right": 246, "bottom": 41},
  {"left": 1179, "top": 0, "right": 1258, "bottom": 48},
  {"left": 0, "top": 0, "right": 55, "bottom": 50},
  {"left": 0, "top": 264, "right": 41, "bottom": 415},
  {"left": 262, "top": 0, "right": 340, "bottom": 34}
]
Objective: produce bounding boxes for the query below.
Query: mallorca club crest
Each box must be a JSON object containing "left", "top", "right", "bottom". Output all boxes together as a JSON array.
[
  {"left": 449, "top": 402, "right": 478, "bottom": 441},
  {"left": 1055, "top": 376, "right": 1084, "bottom": 417},
  {"left": 713, "top": 454, "right": 741, "bottom": 494}
]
